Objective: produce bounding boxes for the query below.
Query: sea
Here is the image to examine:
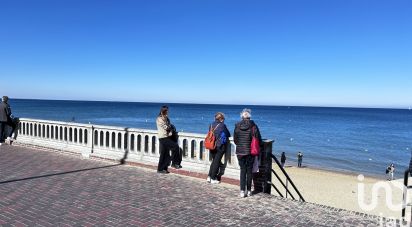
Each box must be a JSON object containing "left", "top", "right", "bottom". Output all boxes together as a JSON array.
[{"left": 9, "top": 99, "right": 412, "bottom": 179}]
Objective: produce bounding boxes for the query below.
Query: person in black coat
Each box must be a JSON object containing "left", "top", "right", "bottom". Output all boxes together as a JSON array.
[
  {"left": 207, "top": 112, "right": 230, "bottom": 184},
  {"left": 0, "top": 96, "right": 13, "bottom": 145},
  {"left": 281, "top": 152, "right": 286, "bottom": 167},
  {"left": 156, "top": 106, "right": 181, "bottom": 173},
  {"left": 409, "top": 154, "right": 412, "bottom": 177},
  {"left": 297, "top": 152, "right": 303, "bottom": 167},
  {"left": 234, "top": 108, "right": 262, "bottom": 198}
]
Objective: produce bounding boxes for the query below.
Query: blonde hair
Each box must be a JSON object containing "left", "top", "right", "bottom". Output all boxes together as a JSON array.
[{"left": 240, "top": 108, "right": 251, "bottom": 119}]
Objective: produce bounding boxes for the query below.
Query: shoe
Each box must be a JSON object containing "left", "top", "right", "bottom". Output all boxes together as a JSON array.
[
  {"left": 211, "top": 179, "right": 220, "bottom": 184},
  {"left": 239, "top": 191, "right": 245, "bottom": 198},
  {"left": 0, "top": 143, "right": 3, "bottom": 146},
  {"left": 206, "top": 176, "right": 211, "bottom": 183},
  {"left": 171, "top": 164, "right": 182, "bottom": 169},
  {"left": 247, "top": 191, "right": 252, "bottom": 197},
  {"left": 157, "top": 170, "right": 169, "bottom": 174},
  {"left": 6, "top": 137, "right": 12, "bottom": 141}
]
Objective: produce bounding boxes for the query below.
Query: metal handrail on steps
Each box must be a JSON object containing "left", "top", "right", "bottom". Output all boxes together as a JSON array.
[{"left": 270, "top": 153, "right": 305, "bottom": 202}]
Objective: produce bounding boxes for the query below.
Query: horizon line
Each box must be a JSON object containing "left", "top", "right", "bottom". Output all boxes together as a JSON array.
[{"left": 9, "top": 97, "right": 412, "bottom": 110}]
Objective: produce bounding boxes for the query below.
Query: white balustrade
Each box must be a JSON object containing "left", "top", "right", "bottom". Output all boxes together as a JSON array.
[{"left": 14, "top": 118, "right": 273, "bottom": 180}]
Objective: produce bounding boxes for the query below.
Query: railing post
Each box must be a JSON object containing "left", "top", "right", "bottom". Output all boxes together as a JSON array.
[
  {"left": 263, "top": 140, "right": 273, "bottom": 194},
  {"left": 82, "top": 124, "right": 93, "bottom": 158},
  {"left": 252, "top": 140, "right": 273, "bottom": 194}
]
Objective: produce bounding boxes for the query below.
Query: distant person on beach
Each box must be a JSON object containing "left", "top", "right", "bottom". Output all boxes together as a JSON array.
[
  {"left": 281, "top": 152, "right": 286, "bottom": 167},
  {"left": 234, "top": 108, "right": 262, "bottom": 198},
  {"left": 297, "top": 152, "right": 303, "bottom": 167},
  {"left": 0, "top": 96, "right": 14, "bottom": 145},
  {"left": 156, "top": 105, "right": 181, "bottom": 174},
  {"left": 386, "top": 163, "right": 395, "bottom": 181},
  {"left": 409, "top": 156, "right": 412, "bottom": 176},
  {"left": 206, "top": 112, "right": 230, "bottom": 184}
]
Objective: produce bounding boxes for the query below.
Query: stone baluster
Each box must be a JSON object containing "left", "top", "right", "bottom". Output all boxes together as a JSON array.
[
  {"left": 148, "top": 135, "right": 152, "bottom": 155},
  {"left": 155, "top": 135, "right": 159, "bottom": 155},
  {"left": 187, "top": 139, "right": 193, "bottom": 159},
  {"left": 108, "top": 131, "right": 112, "bottom": 149},
  {"left": 82, "top": 125, "right": 93, "bottom": 158},
  {"left": 101, "top": 130, "right": 105, "bottom": 147},
  {"left": 136, "top": 134, "right": 141, "bottom": 152},
  {"left": 196, "top": 139, "right": 202, "bottom": 162},
  {"left": 128, "top": 133, "right": 133, "bottom": 152},
  {"left": 120, "top": 132, "right": 125, "bottom": 151}
]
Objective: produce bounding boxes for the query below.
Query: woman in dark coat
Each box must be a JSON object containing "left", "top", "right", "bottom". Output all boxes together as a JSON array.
[
  {"left": 281, "top": 152, "right": 286, "bottom": 167},
  {"left": 156, "top": 106, "right": 181, "bottom": 174},
  {"left": 234, "top": 108, "right": 262, "bottom": 198}
]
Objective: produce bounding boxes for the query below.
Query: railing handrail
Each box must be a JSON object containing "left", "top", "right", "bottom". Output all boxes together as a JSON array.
[
  {"left": 402, "top": 169, "right": 409, "bottom": 219},
  {"left": 270, "top": 153, "right": 305, "bottom": 202},
  {"left": 19, "top": 117, "right": 92, "bottom": 127},
  {"left": 19, "top": 117, "right": 218, "bottom": 139}
]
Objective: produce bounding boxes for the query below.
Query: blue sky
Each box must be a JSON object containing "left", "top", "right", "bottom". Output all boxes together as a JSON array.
[{"left": 1, "top": 0, "right": 411, "bottom": 108}]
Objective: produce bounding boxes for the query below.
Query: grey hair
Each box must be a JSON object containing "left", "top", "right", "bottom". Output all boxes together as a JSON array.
[
  {"left": 240, "top": 108, "right": 252, "bottom": 119},
  {"left": 2, "top": 96, "right": 8, "bottom": 102}
]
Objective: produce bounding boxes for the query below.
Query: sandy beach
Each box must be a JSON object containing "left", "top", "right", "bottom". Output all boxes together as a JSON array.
[{"left": 271, "top": 164, "right": 409, "bottom": 219}]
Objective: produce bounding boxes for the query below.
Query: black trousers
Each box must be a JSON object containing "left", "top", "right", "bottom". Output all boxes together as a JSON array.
[
  {"left": 0, "top": 122, "right": 5, "bottom": 143},
  {"left": 157, "top": 137, "right": 180, "bottom": 171},
  {"left": 171, "top": 147, "right": 182, "bottom": 166},
  {"left": 6, "top": 118, "right": 16, "bottom": 138},
  {"left": 208, "top": 146, "right": 225, "bottom": 180},
  {"left": 238, "top": 155, "right": 254, "bottom": 191}
]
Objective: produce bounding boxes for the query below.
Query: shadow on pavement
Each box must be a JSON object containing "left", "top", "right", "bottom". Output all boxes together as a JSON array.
[{"left": 0, "top": 164, "right": 121, "bottom": 185}]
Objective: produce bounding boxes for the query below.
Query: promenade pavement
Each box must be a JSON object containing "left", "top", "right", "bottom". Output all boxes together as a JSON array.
[{"left": 0, "top": 145, "right": 382, "bottom": 226}]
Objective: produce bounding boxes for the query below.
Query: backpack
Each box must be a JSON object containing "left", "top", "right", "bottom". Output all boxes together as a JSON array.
[
  {"left": 204, "top": 123, "right": 220, "bottom": 150},
  {"left": 219, "top": 131, "right": 227, "bottom": 145}
]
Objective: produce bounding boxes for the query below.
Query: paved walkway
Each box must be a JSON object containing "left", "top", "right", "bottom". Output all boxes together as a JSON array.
[{"left": 0, "top": 145, "right": 381, "bottom": 226}]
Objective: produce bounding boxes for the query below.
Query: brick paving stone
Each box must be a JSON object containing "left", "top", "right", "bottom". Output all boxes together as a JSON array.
[{"left": 0, "top": 145, "right": 386, "bottom": 226}]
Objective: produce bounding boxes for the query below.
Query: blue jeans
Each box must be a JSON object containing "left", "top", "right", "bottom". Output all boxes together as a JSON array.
[{"left": 238, "top": 155, "right": 254, "bottom": 191}]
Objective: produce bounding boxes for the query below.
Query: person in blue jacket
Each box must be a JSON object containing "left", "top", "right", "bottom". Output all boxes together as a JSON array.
[{"left": 207, "top": 112, "right": 230, "bottom": 184}]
